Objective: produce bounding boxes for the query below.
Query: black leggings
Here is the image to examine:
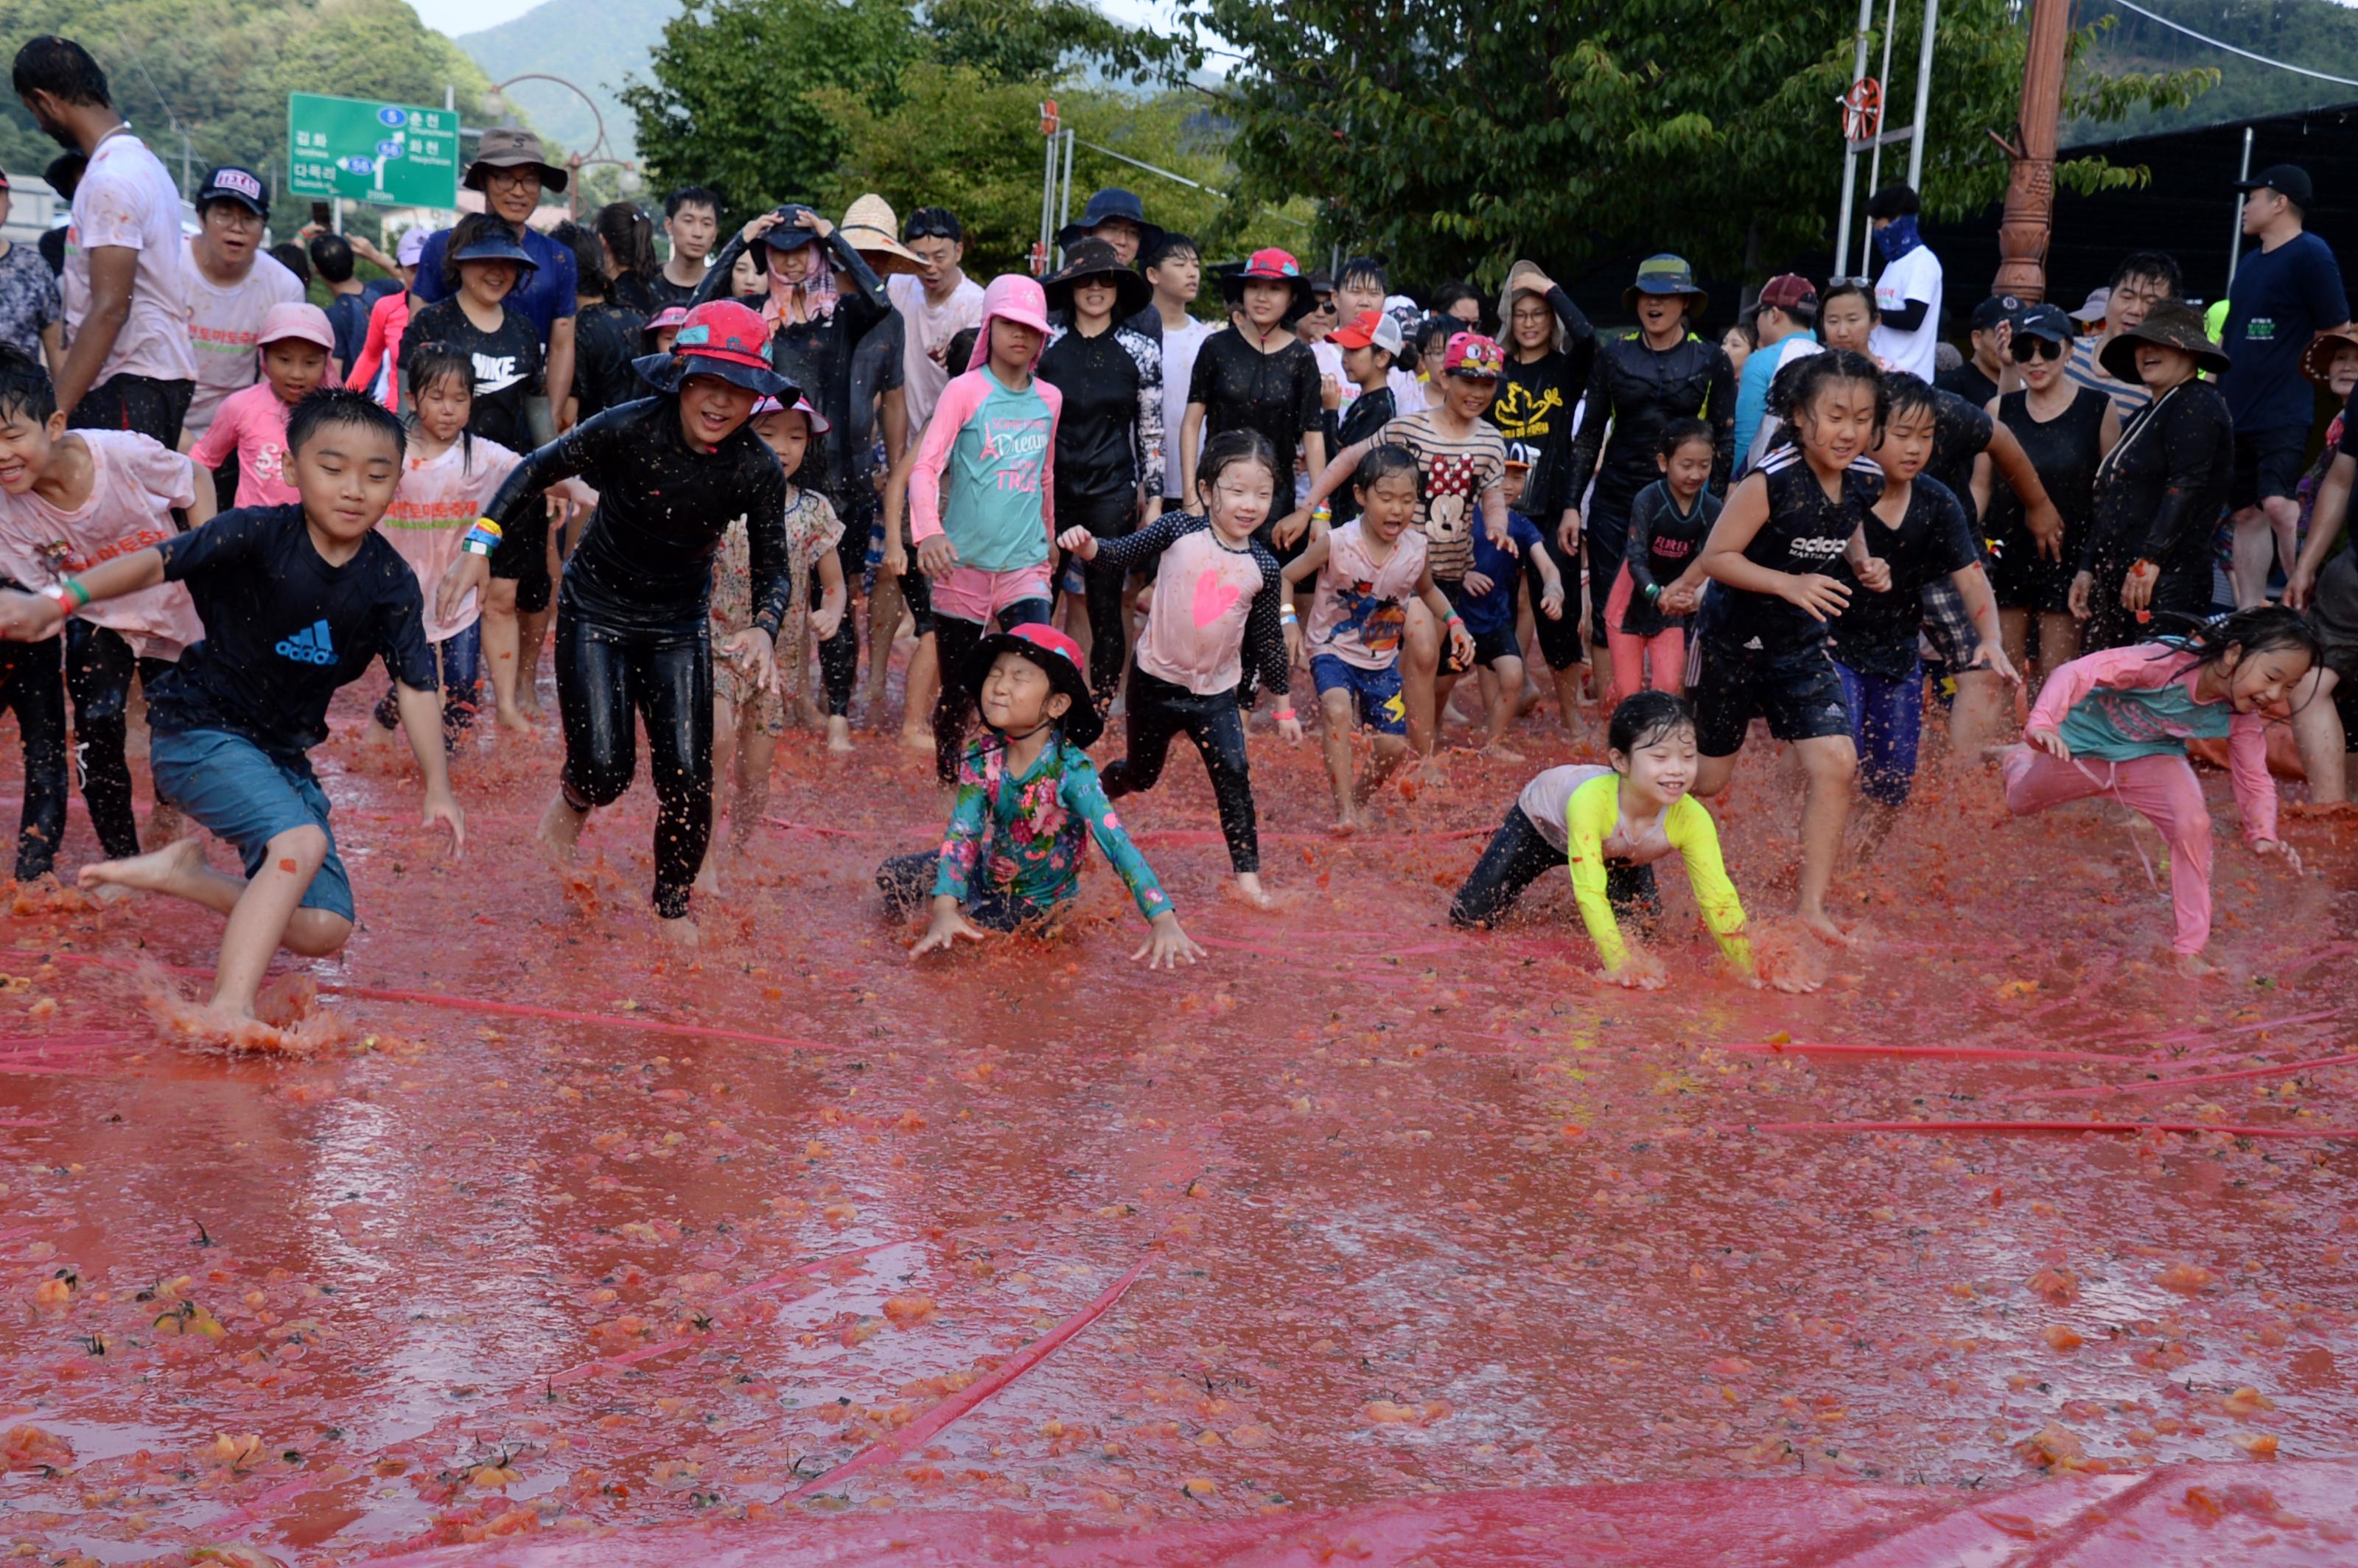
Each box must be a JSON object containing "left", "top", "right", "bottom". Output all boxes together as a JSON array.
[
  {"left": 1448, "top": 803, "right": 1659, "bottom": 929},
  {"left": 66, "top": 623, "right": 172, "bottom": 861},
  {"left": 0, "top": 634, "right": 68, "bottom": 881},
  {"left": 816, "top": 572, "right": 857, "bottom": 718},
  {"left": 555, "top": 610, "right": 713, "bottom": 920},
  {"left": 1063, "top": 494, "right": 1138, "bottom": 703},
  {"left": 1101, "top": 669, "right": 1258, "bottom": 874},
  {"left": 1525, "top": 533, "right": 1586, "bottom": 671}
]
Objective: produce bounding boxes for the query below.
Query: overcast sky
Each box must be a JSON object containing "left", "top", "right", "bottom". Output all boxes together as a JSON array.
[{"left": 405, "top": 0, "right": 1186, "bottom": 43}]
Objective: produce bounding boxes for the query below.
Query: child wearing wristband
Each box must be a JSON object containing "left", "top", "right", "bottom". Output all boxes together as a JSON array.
[
  {"left": 1283, "top": 444, "right": 1474, "bottom": 833},
  {"left": 1057, "top": 430, "right": 1300, "bottom": 909},
  {"left": 0, "top": 388, "right": 463, "bottom": 1027}
]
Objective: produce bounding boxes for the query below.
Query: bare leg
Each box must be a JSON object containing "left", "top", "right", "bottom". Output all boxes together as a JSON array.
[
  {"left": 514, "top": 605, "right": 553, "bottom": 720},
  {"left": 1948, "top": 668, "right": 2009, "bottom": 756},
  {"left": 731, "top": 731, "right": 777, "bottom": 858},
  {"left": 2292, "top": 665, "right": 2347, "bottom": 807},
  {"left": 863, "top": 575, "right": 903, "bottom": 722},
  {"left": 1998, "top": 608, "right": 2030, "bottom": 685},
  {"left": 1479, "top": 656, "right": 1526, "bottom": 761},
  {"left": 2036, "top": 612, "right": 2082, "bottom": 699},
  {"left": 480, "top": 579, "right": 533, "bottom": 734},
  {"left": 83, "top": 832, "right": 351, "bottom": 1017},
  {"left": 2231, "top": 505, "right": 2275, "bottom": 608},
  {"left": 1792, "top": 734, "right": 1858, "bottom": 942},
  {"left": 1401, "top": 601, "right": 1446, "bottom": 781},
  {"left": 2265, "top": 494, "right": 2303, "bottom": 602},
  {"left": 1319, "top": 689, "right": 1359, "bottom": 833},
  {"left": 900, "top": 634, "right": 940, "bottom": 751},
  {"left": 1359, "top": 733, "right": 1410, "bottom": 804},
  {"left": 538, "top": 791, "right": 589, "bottom": 869},
  {"left": 1552, "top": 662, "right": 1584, "bottom": 729}
]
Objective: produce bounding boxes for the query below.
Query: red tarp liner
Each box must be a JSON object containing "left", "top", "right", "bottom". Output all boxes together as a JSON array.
[{"left": 357, "top": 1461, "right": 2358, "bottom": 1567}]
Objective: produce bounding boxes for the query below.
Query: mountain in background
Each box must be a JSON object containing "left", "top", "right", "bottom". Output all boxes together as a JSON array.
[
  {"left": 2077, "top": 0, "right": 2358, "bottom": 141},
  {"left": 452, "top": 0, "right": 679, "bottom": 160}
]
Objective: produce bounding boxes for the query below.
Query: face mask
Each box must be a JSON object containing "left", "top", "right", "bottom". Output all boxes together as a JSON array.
[{"left": 1875, "top": 214, "right": 1923, "bottom": 263}]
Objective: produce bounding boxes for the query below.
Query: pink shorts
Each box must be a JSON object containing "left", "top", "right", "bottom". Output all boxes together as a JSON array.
[{"left": 931, "top": 562, "right": 1054, "bottom": 627}]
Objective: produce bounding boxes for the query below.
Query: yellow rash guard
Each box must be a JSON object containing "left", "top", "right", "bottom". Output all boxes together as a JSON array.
[{"left": 1564, "top": 771, "right": 1753, "bottom": 976}]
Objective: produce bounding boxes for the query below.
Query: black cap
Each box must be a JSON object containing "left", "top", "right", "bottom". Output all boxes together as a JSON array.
[
  {"left": 1970, "top": 293, "right": 2023, "bottom": 332},
  {"left": 2011, "top": 302, "right": 2074, "bottom": 343},
  {"left": 2234, "top": 164, "right": 2313, "bottom": 208},
  {"left": 196, "top": 165, "right": 269, "bottom": 216}
]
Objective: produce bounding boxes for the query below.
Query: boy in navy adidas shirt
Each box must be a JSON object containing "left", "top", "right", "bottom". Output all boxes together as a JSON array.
[{"left": 0, "top": 388, "right": 462, "bottom": 1025}]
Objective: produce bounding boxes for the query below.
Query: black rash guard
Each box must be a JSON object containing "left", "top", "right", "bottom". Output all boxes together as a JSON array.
[
  {"left": 485, "top": 397, "right": 791, "bottom": 638},
  {"left": 1559, "top": 334, "right": 1737, "bottom": 550}
]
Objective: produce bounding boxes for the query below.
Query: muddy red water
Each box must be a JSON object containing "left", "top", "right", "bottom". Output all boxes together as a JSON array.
[{"left": 3, "top": 687, "right": 2357, "bottom": 1564}]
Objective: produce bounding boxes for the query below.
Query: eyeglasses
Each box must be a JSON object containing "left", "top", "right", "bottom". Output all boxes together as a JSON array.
[{"left": 2012, "top": 337, "right": 2065, "bottom": 362}]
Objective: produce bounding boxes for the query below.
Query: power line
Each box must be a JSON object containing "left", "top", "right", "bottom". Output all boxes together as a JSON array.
[{"left": 2108, "top": 0, "right": 2358, "bottom": 88}]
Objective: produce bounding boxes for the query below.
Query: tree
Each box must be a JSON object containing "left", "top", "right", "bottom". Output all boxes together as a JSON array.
[
  {"left": 1, "top": 0, "right": 494, "bottom": 204},
  {"left": 618, "top": 0, "right": 925, "bottom": 220},
  {"left": 1177, "top": 0, "right": 2211, "bottom": 290},
  {"left": 813, "top": 63, "right": 1312, "bottom": 280}
]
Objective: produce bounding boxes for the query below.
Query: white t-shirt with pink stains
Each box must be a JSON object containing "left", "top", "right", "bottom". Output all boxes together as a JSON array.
[
  {"left": 182, "top": 245, "right": 304, "bottom": 439},
  {"left": 63, "top": 131, "right": 196, "bottom": 386},
  {"left": 0, "top": 430, "right": 203, "bottom": 656},
  {"left": 379, "top": 436, "right": 525, "bottom": 643}
]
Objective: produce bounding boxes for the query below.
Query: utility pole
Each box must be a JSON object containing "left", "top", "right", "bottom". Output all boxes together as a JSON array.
[{"left": 1992, "top": 0, "right": 2071, "bottom": 302}]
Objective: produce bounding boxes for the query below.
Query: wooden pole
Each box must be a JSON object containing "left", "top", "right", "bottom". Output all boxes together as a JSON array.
[{"left": 1993, "top": 0, "right": 2073, "bottom": 302}]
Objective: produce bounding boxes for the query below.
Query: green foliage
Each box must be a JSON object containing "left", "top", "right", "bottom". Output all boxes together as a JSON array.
[
  {"left": 618, "top": 0, "right": 925, "bottom": 220},
  {"left": 1, "top": 0, "right": 494, "bottom": 206},
  {"left": 2077, "top": 0, "right": 2358, "bottom": 136},
  {"left": 621, "top": 0, "right": 1305, "bottom": 293},
  {"left": 1179, "top": 0, "right": 2211, "bottom": 290}
]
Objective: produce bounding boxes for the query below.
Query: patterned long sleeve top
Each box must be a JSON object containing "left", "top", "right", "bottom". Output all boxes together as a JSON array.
[{"left": 933, "top": 737, "right": 1173, "bottom": 920}]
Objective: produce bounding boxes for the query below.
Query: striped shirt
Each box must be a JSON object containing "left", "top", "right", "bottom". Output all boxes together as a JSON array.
[{"left": 2065, "top": 337, "right": 2151, "bottom": 424}]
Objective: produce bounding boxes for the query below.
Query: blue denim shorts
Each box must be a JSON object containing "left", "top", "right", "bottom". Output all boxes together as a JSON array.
[
  {"left": 149, "top": 728, "right": 354, "bottom": 921},
  {"left": 1311, "top": 653, "right": 1407, "bottom": 736}
]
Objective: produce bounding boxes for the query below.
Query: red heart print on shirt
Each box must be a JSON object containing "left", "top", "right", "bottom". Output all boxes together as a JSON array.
[{"left": 1192, "top": 568, "right": 1246, "bottom": 628}]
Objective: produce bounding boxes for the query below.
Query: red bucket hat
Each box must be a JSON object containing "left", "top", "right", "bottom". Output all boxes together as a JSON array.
[
  {"left": 633, "top": 299, "right": 797, "bottom": 398},
  {"left": 1218, "top": 248, "right": 1316, "bottom": 321}
]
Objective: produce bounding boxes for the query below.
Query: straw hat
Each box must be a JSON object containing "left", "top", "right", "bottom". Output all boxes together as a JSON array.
[
  {"left": 839, "top": 194, "right": 923, "bottom": 276},
  {"left": 2299, "top": 326, "right": 2358, "bottom": 388}
]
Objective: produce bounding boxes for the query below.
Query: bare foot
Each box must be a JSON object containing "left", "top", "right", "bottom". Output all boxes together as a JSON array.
[
  {"left": 1480, "top": 741, "right": 1525, "bottom": 764},
  {"left": 900, "top": 726, "right": 937, "bottom": 754},
  {"left": 1798, "top": 908, "right": 1851, "bottom": 946},
  {"left": 363, "top": 719, "right": 397, "bottom": 750},
  {"left": 1231, "top": 872, "right": 1275, "bottom": 909},
  {"left": 1417, "top": 755, "right": 1450, "bottom": 788},
  {"left": 497, "top": 706, "right": 536, "bottom": 737},
  {"left": 1329, "top": 808, "right": 1359, "bottom": 838},
  {"left": 2171, "top": 949, "right": 2219, "bottom": 979},
  {"left": 536, "top": 794, "right": 587, "bottom": 870},
  {"left": 657, "top": 914, "right": 700, "bottom": 948},
  {"left": 693, "top": 861, "right": 725, "bottom": 900},
  {"left": 78, "top": 835, "right": 207, "bottom": 901},
  {"left": 2287, "top": 798, "right": 2355, "bottom": 817},
  {"left": 826, "top": 715, "right": 854, "bottom": 755}
]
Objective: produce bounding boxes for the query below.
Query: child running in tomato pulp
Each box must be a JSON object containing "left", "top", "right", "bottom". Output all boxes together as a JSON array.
[
  {"left": 878, "top": 623, "right": 1200, "bottom": 968},
  {"left": 2003, "top": 606, "right": 2313, "bottom": 974},
  {"left": 1057, "top": 429, "right": 1301, "bottom": 909},
  {"left": 1450, "top": 691, "right": 1788, "bottom": 989},
  {"left": 1284, "top": 444, "right": 1475, "bottom": 833},
  {"left": 190, "top": 302, "right": 336, "bottom": 509},
  {"left": 698, "top": 393, "right": 847, "bottom": 895},
  {"left": 1606, "top": 418, "right": 1719, "bottom": 704},
  {"left": 0, "top": 388, "right": 462, "bottom": 1023}
]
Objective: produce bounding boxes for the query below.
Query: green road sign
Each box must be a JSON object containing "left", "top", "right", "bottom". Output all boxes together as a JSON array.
[{"left": 287, "top": 93, "right": 461, "bottom": 210}]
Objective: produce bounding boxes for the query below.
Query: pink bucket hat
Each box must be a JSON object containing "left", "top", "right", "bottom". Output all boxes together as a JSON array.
[
  {"left": 749, "top": 393, "right": 833, "bottom": 434},
  {"left": 965, "top": 273, "right": 1053, "bottom": 371},
  {"left": 256, "top": 301, "right": 335, "bottom": 353}
]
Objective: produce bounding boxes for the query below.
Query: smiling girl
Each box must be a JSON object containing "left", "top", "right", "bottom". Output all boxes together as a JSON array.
[{"left": 2004, "top": 606, "right": 2315, "bottom": 973}]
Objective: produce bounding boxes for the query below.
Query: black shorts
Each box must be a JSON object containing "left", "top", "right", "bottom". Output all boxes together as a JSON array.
[
  {"left": 68, "top": 374, "right": 193, "bottom": 449},
  {"left": 1690, "top": 635, "right": 1851, "bottom": 757},
  {"left": 900, "top": 565, "right": 934, "bottom": 638},
  {"left": 2232, "top": 426, "right": 2310, "bottom": 509},
  {"left": 1471, "top": 620, "right": 1521, "bottom": 668}
]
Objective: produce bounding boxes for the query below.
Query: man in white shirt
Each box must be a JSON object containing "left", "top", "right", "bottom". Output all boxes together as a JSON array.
[
  {"left": 886, "top": 206, "right": 984, "bottom": 438},
  {"left": 1144, "top": 232, "right": 1217, "bottom": 506},
  {"left": 1867, "top": 183, "right": 1942, "bottom": 379},
  {"left": 181, "top": 165, "right": 304, "bottom": 455},
  {"left": 12, "top": 34, "right": 196, "bottom": 445}
]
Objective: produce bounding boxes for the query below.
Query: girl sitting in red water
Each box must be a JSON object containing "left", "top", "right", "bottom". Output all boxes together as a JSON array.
[
  {"left": 878, "top": 623, "right": 1202, "bottom": 968},
  {"left": 2004, "top": 606, "right": 2315, "bottom": 974}
]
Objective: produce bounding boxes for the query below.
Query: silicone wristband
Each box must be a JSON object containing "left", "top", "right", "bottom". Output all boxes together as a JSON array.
[
  {"left": 63, "top": 579, "right": 89, "bottom": 608},
  {"left": 1273, "top": 708, "right": 1297, "bottom": 721},
  {"left": 1643, "top": 582, "right": 1662, "bottom": 602},
  {"left": 472, "top": 517, "right": 505, "bottom": 539},
  {"left": 41, "top": 584, "right": 76, "bottom": 614},
  {"left": 461, "top": 539, "right": 493, "bottom": 557}
]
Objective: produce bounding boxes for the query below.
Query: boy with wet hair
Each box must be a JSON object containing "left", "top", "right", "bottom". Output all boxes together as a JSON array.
[{"left": 0, "top": 386, "right": 461, "bottom": 1023}]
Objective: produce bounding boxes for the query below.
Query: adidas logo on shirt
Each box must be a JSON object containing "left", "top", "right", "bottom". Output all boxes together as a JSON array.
[{"left": 276, "top": 620, "right": 337, "bottom": 665}]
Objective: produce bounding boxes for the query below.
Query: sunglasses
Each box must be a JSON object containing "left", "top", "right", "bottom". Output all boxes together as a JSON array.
[
  {"left": 2012, "top": 337, "right": 2066, "bottom": 362},
  {"left": 903, "top": 214, "right": 960, "bottom": 242}
]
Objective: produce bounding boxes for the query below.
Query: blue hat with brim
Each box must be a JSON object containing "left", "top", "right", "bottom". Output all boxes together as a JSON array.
[
  {"left": 449, "top": 231, "right": 539, "bottom": 274},
  {"left": 753, "top": 206, "right": 825, "bottom": 261}
]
